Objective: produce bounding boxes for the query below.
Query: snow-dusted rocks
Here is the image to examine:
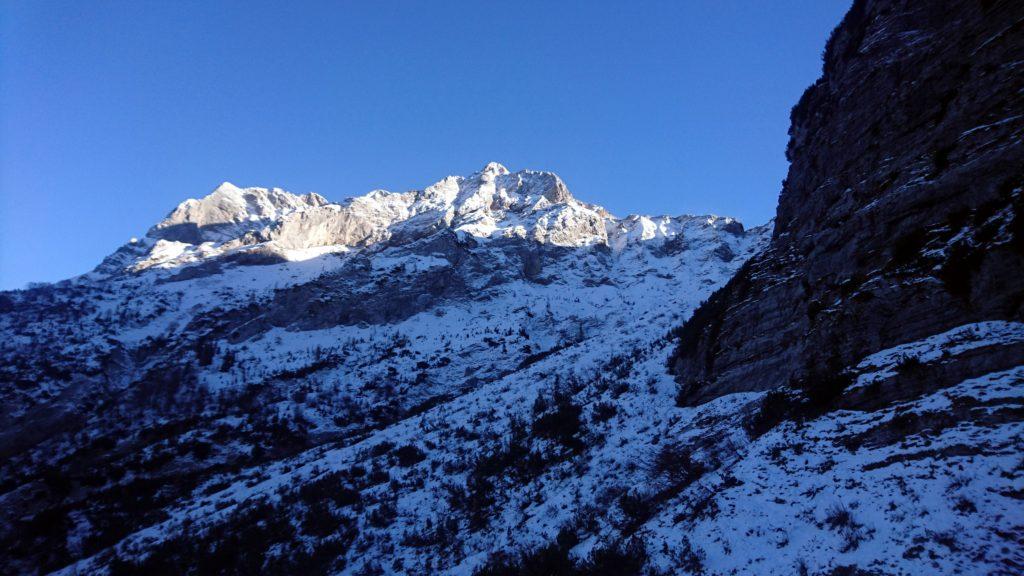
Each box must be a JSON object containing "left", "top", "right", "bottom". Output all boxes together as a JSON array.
[
  {"left": 2, "top": 155, "right": 1021, "bottom": 575},
  {"left": 4, "top": 0, "right": 1023, "bottom": 572},
  {"left": 151, "top": 181, "right": 329, "bottom": 243},
  {"left": 0, "top": 161, "right": 772, "bottom": 575},
  {"left": 129, "top": 163, "right": 746, "bottom": 274}
]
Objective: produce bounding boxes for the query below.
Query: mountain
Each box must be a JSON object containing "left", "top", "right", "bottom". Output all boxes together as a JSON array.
[
  {"left": 3, "top": 0, "right": 1023, "bottom": 574},
  {"left": 670, "top": 0, "right": 1024, "bottom": 405},
  {"left": 0, "top": 163, "right": 768, "bottom": 574},
  {"left": 664, "top": 0, "right": 1024, "bottom": 570}
]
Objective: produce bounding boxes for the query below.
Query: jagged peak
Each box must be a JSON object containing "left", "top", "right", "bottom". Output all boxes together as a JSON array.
[
  {"left": 304, "top": 192, "right": 329, "bottom": 206},
  {"left": 132, "top": 164, "right": 761, "bottom": 271},
  {"left": 149, "top": 182, "right": 327, "bottom": 244},
  {"left": 537, "top": 172, "right": 573, "bottom": 204},
  {"left": 479, "top": 161, "right": 510, "bottom": 177},
  {"left": 212, "top": 181, "right": 242, "bottom": 195}
]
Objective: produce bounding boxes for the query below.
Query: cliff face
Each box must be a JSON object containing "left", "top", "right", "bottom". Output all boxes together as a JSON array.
[{"left": 672, "top": 0, "right": 1024, "bottom": 404}]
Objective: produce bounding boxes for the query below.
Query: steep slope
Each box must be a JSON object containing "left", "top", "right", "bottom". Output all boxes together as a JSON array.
[
  {"left": 671, "top": 0, "right": 1024, "bottom": 404},
  {"left": 653, "top": 1, "right": 1024, "bottom": 572},
  {"left": 3, "top": 1, "right": 1023, "bottom": 573},
  {"left": 0, "top": 164, "right": 767, "bottom": 574}
]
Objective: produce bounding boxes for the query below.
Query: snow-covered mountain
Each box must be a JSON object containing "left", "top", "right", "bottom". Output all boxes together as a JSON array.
[
  {"left": 112, "top": 162, "right": 744, "bottom": 274},
  {"left": 4, "top": 1, "right": 1024, "bottom": 572},
  {"left": 3, "top": 149, "right": 1022, "bottom": 575},
  {"left": 0, "top": 163, "right": 771, "bottom": 575}
]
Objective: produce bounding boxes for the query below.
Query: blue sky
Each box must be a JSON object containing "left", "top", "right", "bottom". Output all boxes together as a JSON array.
[{"left": 0, "top": 1, "right": 850, "bottom": 289}]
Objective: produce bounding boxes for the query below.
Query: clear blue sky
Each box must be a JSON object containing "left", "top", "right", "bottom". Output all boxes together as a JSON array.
[{"left": 0, "top": 0, "right": 850, "bottom": 289}]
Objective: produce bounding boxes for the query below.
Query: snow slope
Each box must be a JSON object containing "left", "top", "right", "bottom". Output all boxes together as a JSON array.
[
  {"left": 0, "top": 163, "right": 768, "bottom": 575},
  {"left": 2, "top": 163, "right": 1020, "bottom": 576}
]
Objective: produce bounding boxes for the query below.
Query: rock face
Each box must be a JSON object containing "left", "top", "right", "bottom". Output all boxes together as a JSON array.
[
  {"left": 672, "top": 0, "right": 1024, "bottom": 404},
  {"left": 152, "top": 182, "right": 331, "bottom": 244},
  {"left": 133, "top": 162, "right": 744, "bottom": 273}
]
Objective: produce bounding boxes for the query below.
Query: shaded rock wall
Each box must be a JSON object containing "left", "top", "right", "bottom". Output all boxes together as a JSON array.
[{"left": 672, "top": 0, "right": 1024, "bottom": 404}]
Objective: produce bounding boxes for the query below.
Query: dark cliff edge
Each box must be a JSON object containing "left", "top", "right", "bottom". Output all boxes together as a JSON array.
[{"left": 671, "top": 0, "right": 1024, "bottom": 405}]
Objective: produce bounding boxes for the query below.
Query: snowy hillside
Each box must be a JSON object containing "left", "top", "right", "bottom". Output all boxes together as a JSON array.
[
  {"left": 6, "top": 0, "right": 1024, "bottom": 572},
  {"left": 1, "top": 159, "right": 1021, "bottom": 576},
  {"left": 0, "top": 163, "right": 770, "bottom": 574}
]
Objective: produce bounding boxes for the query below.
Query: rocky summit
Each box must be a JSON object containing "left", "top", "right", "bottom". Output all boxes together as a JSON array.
[{"left": 2, "top": 1, "right": 1023, "bottom": 575}]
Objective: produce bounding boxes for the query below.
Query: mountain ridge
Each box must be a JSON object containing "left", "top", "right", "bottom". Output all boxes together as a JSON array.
[
  {"left": 1, "top": 160, "right": 771, "bottom": 575},
  {"left": 89, "top": 162, "right": 755, "bottom": 278},
  {"left": 3, "top": 1, "right": 1023, "bottom": 574}
]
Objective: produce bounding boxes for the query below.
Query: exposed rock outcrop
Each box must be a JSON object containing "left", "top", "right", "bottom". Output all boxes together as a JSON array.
[
  {"left": 672, "top": 0, "right": 1024, "bottom": 404},
  {"left": 130, "top": 163, "right": 747, "bottom": 275}
]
